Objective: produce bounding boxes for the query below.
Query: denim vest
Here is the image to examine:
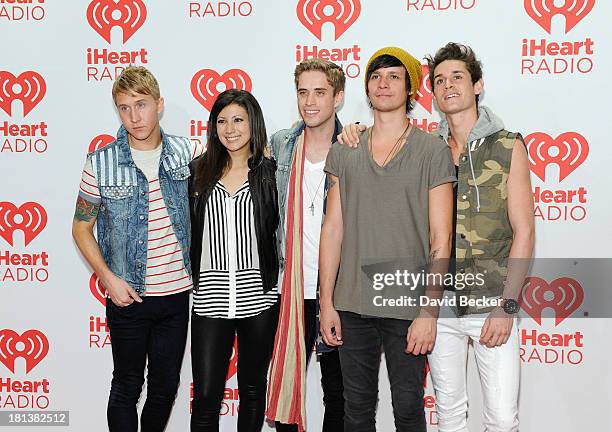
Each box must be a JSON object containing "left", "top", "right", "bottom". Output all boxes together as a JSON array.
[
  {"left": 269, "top": 116, "right": 342, "bottom": 271},
  {"left": 90, "top": 126, "right": 192, "bottom": 295}
]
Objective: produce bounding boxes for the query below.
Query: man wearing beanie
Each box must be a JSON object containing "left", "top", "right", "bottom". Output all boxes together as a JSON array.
[
  {"left": 319, "top": 47, "right": 455, "bottom": 431},
  {"left": 337, "top": 43, "right": 535, "bottom": 432}
]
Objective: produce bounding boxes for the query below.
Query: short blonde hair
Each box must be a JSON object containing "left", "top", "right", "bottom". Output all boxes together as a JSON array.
[
  {"left": 112, "top": 66, "right": 160, "bottom": 103},
  {"left": 294, "top": 59, "right": 345, "bottom": 95}
]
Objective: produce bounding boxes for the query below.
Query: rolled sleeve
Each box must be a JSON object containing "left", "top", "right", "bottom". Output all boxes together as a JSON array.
[
  {"left": 78, "top": 156, "right": 101, "bottom": 204},
  {"left": 428, "top": 145, "right": 456, "bottom": 189},
  {"left": 324, "top": 142, "right": 342, "bottom": 178}
]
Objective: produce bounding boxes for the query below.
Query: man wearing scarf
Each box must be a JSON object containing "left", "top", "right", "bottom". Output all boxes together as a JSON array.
[{"left": 266, "top": 59, "right": 346, "bottom": 432}]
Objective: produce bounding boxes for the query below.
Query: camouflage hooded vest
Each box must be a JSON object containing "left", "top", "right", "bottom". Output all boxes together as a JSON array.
[{"left": 455, "top": 130, "right": 522, "bottom": 316}]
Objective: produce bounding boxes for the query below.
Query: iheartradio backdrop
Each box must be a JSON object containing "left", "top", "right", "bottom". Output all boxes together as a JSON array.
[{"left": 1, "top": 1, "right": 611, "bottom": 431}]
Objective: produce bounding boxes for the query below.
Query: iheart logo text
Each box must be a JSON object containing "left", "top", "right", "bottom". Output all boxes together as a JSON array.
[
  {"left": 191, "top": 69, "right": 252, "bottom": 112},
  {"left": 0, "top": 71, "right": 46, "bottom": 117},
  {"left": 0, "top": 202, "right": 47, "bottom": 247},
  {"left": 521, "top": 276, "right": 584, "bottom": 326},
  {"left": 416, "top": 64, "right": 433, "bottom": 114},
  {"left": 0, "top": 329, "right": 49, "bottom": 374},
  {"left": 87, "top": 0, "right": 147, "bottom": 44},
  {"left": 89, "top": 134, "right": 115, "bottom": 153},
  {"left": 524, "top": 0, "right": 594, "bottom": 34},
  {"left": 90, "top": 273, "right": 106, "bottom": 307},
  {"left": 525, "top": 132, "right": 589, "bottom": 182},
  {"left": 297, "top": 0, "right": 361, "bottom": 41}
]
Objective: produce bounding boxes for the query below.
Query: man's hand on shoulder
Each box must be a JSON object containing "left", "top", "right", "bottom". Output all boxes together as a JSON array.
[{"left": 337, "top": 123, "right": 367, "bottom": 148}]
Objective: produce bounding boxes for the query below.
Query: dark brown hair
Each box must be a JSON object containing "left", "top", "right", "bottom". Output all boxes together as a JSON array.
[
  {"left": 195, "top": 89, "right": 267, "bottom": 191},
  {"left": 365, "top": 54, "right": 414, "bottom": 114},
  {"left": 425, "top": 42, "right": 483, "bottom": 103}
]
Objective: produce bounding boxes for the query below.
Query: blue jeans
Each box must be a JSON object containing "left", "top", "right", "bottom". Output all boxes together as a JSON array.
[
  {"left": 106, "top": 291, "right": 189, "bottom": 432},
  {"left": 338, "top": 311, "right": 426, "bottom": 432}
]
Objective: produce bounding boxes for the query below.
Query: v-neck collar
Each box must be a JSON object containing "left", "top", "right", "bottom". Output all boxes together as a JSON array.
[
  {"left": 365, "top": 125, "right": 415, "bottom": 170},
  {"left": 216, "top": 180, "right": 249, "bottom": 198}
]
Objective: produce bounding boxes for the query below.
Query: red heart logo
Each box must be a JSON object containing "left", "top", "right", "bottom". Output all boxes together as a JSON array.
[
  {"left": 89, "top": 134, "right": 115, "bottom": 153},
  {"left": 416, "top": 64, "right": 433, "bottom": 114},
  {"left": 525, "top": 132, "right": 589, "bottom": 182},
  {"left": 0, "top": 71, "right": 46, "bottom": 117},
  {"left": 297, "top": 0, "right": 361, "bottom": 41},
  {"left": 90, "top": 273, "right": 106, "bottom": 307},
  {"left": 521, "top": 276, "right": 584, "bottom": 326},
  {"left": 226, "top": 336, "right": 238, "bottom": 380},
  {"left": 0, "top": 329, "right": 49, "bottom": 374},
  {"left": 191, "top": 69, "right": 252, "bottom": 112},
  {"left": 87, "top": 0, "right": 147, "bottom": 44},
  {"left": 524, "top": 0, "right": 594, "bottom": 34},
  {"left": 423, "top": 361, "right": 430, "bottom": 388},
  {"left": 0, "top": 202, "right": 47, "bottom": 247}
]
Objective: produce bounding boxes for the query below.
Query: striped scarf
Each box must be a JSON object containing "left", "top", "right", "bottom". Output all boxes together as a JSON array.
[{"left": 266, "top": 130, "right": 308, "bottom": 431}]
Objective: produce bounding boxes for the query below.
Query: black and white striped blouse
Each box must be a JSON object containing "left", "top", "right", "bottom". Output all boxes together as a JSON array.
[{"left": 193, "top": 181, "right": 278, "bottom": 318}]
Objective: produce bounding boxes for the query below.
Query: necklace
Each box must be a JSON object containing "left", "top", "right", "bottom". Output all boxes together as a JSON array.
[
  {"left": 303, "top": 166, "right": 326, "bottom": 216},
  {"left": 369, "top": 122, "right": 411, "bottom": 167}
]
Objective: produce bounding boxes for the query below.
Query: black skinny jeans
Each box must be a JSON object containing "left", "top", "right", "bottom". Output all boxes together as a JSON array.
[
  {"left": 190, "top": 302, "right": 279, "bottom": 432},
  {"left": 106, "top": 290, "right": 189, "bottom": 432},
  {"left": 338, "top": 311, "right": 427, "bottom": 432},
  {"left": 275, "top": 299, "right": 345, "bottom": 432}
]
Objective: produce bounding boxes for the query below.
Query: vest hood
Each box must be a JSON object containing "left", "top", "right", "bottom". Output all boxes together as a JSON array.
[
  {"left": 435, "top": 106, "right": 505, "bottom": 143},
  {"left": 435, "top": 106, "right": 506, "bottom": 214}
]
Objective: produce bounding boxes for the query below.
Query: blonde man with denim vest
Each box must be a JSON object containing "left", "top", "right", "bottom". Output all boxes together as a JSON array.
[{"left": 72, "top": 66, "right": 204, "bottom": 431}]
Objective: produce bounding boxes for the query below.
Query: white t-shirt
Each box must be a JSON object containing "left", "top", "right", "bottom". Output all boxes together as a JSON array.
[
  {"left": 302, "top": 158, "right": 326, "bottom": 299},
  {"left": 278, "top": 158, "right": 325, "bottom": 300}
]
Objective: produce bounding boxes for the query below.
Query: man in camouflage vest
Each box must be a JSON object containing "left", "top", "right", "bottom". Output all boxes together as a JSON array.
[{"left": 425, "top": 43, "right": 535, "bottom": 432}]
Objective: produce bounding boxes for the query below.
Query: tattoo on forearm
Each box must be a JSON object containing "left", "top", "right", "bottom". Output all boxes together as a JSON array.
[
  {"left": 327, "top": 174, "right": 337, "bottom": 190},
  {"left": 74, "top": 197, "right": 100, "bottom": 222},
  {"left": 429, "top": 248, "right": 439, "bottom": 263}
]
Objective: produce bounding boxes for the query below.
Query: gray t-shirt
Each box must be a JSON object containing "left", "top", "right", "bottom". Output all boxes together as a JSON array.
[{"left": 324, "top": 126, "right": 455, "bottom": 320}]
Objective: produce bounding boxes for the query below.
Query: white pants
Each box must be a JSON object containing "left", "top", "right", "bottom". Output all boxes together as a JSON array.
[{"left": 427, "top": 306, "right": 520, "bottom": 432}]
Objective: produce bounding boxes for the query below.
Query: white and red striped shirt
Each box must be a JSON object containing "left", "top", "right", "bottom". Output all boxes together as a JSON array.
[{"left": 79, "top": 139, "right": 205, "bottom": 296}]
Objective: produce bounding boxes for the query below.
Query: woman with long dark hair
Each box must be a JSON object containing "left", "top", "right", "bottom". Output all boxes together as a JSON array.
[{"left": 189, "top": 89, "right": 280, "bottom": 432}]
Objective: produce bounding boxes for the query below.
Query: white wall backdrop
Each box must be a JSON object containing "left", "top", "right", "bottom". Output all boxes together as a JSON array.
[{"left": 1, "top": 1, "right": 611, "bottom": 430}]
